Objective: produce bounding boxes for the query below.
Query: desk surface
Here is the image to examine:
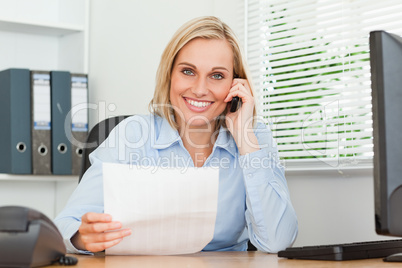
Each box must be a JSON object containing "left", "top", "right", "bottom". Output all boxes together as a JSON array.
[{"left": 45, "top": 251, "right": 398, "bottom": 268}]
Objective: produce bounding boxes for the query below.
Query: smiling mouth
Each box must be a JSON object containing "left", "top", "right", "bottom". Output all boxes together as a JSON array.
[{"left": 184, "top": 97, "right": 213, "bottom": 108}]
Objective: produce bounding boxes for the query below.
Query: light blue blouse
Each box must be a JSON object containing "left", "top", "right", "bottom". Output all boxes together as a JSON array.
[{"left": 54, "top": 114, "right": 298, "bottom": 254}]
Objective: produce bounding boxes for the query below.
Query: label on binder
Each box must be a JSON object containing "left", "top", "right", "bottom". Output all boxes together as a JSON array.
[
  {"left": 33, "top": 73, "right": 51, "bottom": 130},
  {"left": 71, "top": 76, "right": 88, "bottom": 132}
]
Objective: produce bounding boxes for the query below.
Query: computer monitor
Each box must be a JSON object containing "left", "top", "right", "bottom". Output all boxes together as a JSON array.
[{"left": 370, "top": 30, "right": 402, "bottom": 237}]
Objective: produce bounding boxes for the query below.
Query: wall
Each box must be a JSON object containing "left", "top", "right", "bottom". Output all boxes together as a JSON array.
[
  {"left": 0, "top": 177, "right": 78, "bottom": 219},
  {"left": 286, "top": 168, "right": 390, "bottom": 247}
]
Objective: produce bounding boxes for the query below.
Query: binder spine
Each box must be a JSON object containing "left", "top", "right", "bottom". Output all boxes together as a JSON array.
[
  {"left": 31, "top": 71, "right": 52, "bottom": 175},
  {"left": 11, "top": 69, "right": 32, "bottom": 174},
  {"left": 71, "top": 74, "right": 89, "bottom": 175},
  {"left": 51, "top": 71, "right": 72, "bottom": 175},
  {"left": 0, "top": 69, "right": 32, "bottom": 174}
]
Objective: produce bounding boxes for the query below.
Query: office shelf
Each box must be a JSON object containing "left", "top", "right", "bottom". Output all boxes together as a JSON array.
[
  {"left": 0, "top": 0, "right": 90, "bottom": 73},
  {"left": 0, "top": 0, "right": 89, "bottom": 178},
  {"left": 0, "top": 18, "right": 83, "bottom": 36},
  {"left": 0, "top": 174, "right": 78, "bottom": 182}
]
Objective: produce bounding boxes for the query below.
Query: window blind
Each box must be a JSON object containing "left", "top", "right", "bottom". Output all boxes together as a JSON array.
[{"left": 246, "top": 0, "right": 402, "bottom": 169}]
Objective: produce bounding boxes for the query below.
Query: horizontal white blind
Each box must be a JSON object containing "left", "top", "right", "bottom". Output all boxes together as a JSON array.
[{"left": 247, "top": 0, "right": 402, "bottom": 168}]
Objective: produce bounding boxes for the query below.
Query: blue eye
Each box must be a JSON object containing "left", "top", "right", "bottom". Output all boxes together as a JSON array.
[
  {"left": 212, "top": 73, "right": 224, "bottom": 80},
  {"left": 183, "top": 69, "right": 194, "bottom": 76}
]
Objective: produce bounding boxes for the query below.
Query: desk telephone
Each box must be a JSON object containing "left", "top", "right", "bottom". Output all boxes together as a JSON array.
[{"left": 0, "top": 206, "right": 77, "bottom": 267}]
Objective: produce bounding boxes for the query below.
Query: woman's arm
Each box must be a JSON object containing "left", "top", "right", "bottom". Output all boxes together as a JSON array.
[
  {"left": 53, "top": 117, "right": 141, "bottom": 253},
  {"left": 225, "top": 79, "right": 297, "bottom": 252},
  {"left": 240, "top": 122, "right": 298, "bottom": 253},
  {"left": 53, "top": 153, "right": 131, "bottom": 253}
]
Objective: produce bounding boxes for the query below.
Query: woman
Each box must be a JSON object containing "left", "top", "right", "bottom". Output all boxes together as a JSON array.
[{"left": 54, "top": 16, "right": 298, "bottom": 254}]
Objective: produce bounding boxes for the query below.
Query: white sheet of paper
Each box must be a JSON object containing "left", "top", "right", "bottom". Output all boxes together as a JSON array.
[{"left": 103, "top": 163, "right": 219, "bottom": 255}]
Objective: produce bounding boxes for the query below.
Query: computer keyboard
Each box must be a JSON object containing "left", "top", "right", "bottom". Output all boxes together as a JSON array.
[{"left": 278, "top": 239, "right": 402, "bottom": 261}]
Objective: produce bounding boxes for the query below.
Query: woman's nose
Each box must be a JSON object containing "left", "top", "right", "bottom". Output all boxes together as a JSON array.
[{"left": 191, "top": 78, "right": 208, "bottom": 97}]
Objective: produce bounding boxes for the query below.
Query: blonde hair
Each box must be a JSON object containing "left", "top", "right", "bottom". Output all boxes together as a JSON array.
[{"left": 149, "top": 16, "right": 256, "bottom": 130}]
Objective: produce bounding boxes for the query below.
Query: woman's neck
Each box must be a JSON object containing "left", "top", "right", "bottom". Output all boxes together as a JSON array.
[{"left": 178, "top": 122, "right": 219, "bottom": 167}]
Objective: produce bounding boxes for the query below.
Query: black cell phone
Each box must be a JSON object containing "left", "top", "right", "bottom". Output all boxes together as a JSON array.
[
  {"left": 230, "top": 75, "right": 242, "bottom": 112},
  {"left": 230, "top": 96, "right": 241, "bottom": 113}
]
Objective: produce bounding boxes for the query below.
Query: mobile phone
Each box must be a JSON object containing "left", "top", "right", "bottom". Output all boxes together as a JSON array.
[
  {"left": 230, "top": 96, "right": 241, "bottom": 113},
  {"left": 230, "top": 75, "right": 242, "bottom": 112}
]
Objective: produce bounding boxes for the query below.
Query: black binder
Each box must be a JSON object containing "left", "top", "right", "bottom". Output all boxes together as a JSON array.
[{"left": 0, "top": 68, "right": 32, "bottom": 174}]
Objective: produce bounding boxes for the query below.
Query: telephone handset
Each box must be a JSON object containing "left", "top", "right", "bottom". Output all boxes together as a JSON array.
[
  {"left": 230, "top": 74, "right": 242, "bottom": 112},
  {"left": 230, "top": 97, "right": 241, "bottom": 113}
]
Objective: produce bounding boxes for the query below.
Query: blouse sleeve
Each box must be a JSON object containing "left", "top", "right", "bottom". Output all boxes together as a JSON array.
[{"left": 240, "top": 122, "right": 298, "bottom": 253}]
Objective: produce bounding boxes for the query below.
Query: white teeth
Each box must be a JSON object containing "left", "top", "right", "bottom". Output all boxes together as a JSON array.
[{"left": 186, "top": 99, "right": 212, "bottom": 108}]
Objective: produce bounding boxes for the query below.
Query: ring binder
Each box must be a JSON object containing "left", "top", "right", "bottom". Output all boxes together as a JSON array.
[
  {"left": 50, "top": 71, "right": 72, "bottom": 175},
  {"left": 70, "top": 74, "right": 89, "bottom": 175},
  {"left": 0, "top": 68, "right": 32, "bottom": 174},
  {"left": 31, "top": 71, "right": 52, "bottom": 175}
]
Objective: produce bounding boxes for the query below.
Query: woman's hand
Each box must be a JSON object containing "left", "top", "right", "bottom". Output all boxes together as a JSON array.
[
  {"left": 224, "top": 78, "right": 259, "bottom": 155},
  {"left": 71, "top": 212, "right": 132, "bottom": 252}
]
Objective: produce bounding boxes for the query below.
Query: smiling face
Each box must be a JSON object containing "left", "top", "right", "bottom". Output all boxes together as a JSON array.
[{"left": 169, "top": 38, "right": 234, "bottom": 130}]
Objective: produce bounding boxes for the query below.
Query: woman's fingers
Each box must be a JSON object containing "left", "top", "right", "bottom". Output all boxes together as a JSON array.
[
  {"left": 231, "top": 79, "right": 251, "bottom": 92},
  {"left": 81, "top": 229, "right": 131, "bottom": 244},
  {"left": 225, "top": 89, "right": 248, "bottom": 103},
  {"left": 79, "top": 227, "right": 132, "bottom": 252},
  {"left": 80, "top": 228, "right": 132, "bottom": 244},
  {"left": 77, "top": 212, "right": 132, "bottom": 252},
  {"left": 225, "top": 84, "right": 254, "bottom": 106},
  {"left": 85, "top": 238, "right": 124, "bottom": 253},
  {"left": 79, "top": 220, "right": 122, "bottom": 234},
  {"left": 232, "top": 78, "right": 250, "bottom": 87},
  {"left": 80, "top": 212, "right": 124, "bottom": 234},
  {"left": 82, "top": 212, "right": 112, "bottom": 223},
  {"left": 225, "top": 80, "right": 252, "bottom": 102}
]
